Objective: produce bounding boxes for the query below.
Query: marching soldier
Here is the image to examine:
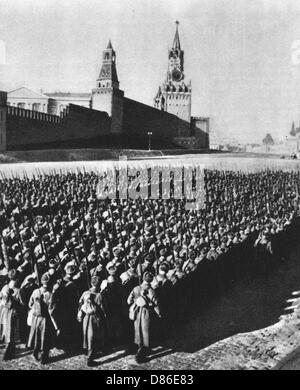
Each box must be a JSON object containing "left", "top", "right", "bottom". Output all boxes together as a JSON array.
[
  {"left": 127, "top": 272, "right": 161, "bottom": 363},
  {"left": 100, "top": 265, "right": 126, "bottom": 348},
  {"left": 120, "top": 257, "right": 139, "bottom": 296},
  {"left": 120, "top": 257, "right": 139, "bottom": 350},
  {"left": 0, "top": 279, "right": 24, "bottom": 360},
  {"left": 0, "top": 166, "right": 300, "bottom": 367},
  {"left": 57, "top": 264, "right": 80, "bottom": 352},
  {"left": 27, "top": 273, "right": 58, "bottom": 364},
  {"left": 77, "top": 276, "right": 106, "bottom": 366}
]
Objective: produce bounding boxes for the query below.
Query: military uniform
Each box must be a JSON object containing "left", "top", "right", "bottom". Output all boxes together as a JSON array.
[
  {"left": 27, "top": 274, "right": 57, "bottom": 364},
  {"left": 78, "top": 276, "right": 106, "bottom": 366},
  {"left": 57, "top": 265, "right": 80, "bottom": 351},
  {"left": 127, "top": 272, "right": 161, "bottom": 363},
  {"left": 0, "top": 281, "right": 24, "bottom": 360},
  {"left": 101, "top": 267, "right": 125, "bottom": 347}
]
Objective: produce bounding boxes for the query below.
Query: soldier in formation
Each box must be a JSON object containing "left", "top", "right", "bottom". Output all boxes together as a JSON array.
[{"left": 0, "top": 167, "right": 299, "bottom": 365}]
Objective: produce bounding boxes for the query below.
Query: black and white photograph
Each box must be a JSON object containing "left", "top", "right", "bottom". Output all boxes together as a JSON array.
[{"left": 1, "top": 0, "right": 300, "bottom": 373}]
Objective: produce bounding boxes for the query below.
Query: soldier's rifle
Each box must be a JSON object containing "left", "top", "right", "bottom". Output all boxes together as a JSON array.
[
  {"left": 66, "top": 237, "right": 80, "bottom": 268},
  {"left": 117, "top": 213, "right": 129, "bottom": 271},
  {"left": 2, "top": 199, "right": 25, "bottom": 263},
  {"left": 12, "top": 219, "right": 24, "bottom": 251},
  {"left": 27, "top": 217, "right": 42, "bottom": 287},
  {"left": 0, "top": 231, "right": 8, "bottom": 269},
  {"left": 78, "top": 229, "right": 91, "bottom": 288},
  {"left": 150, "top": 207, "right": 160, "bottom": 275},
  {"left": 137, "top": 200, "right": 145, "bottom": 285},
  {"left": 108, "top": 201, "right": 117, "bottom": 238},
  {"left": 0, "top": 224, "right": 5, "bottom": 266},
  {"left": 31, "top": 242, "right": 41, "bottom": 288}
]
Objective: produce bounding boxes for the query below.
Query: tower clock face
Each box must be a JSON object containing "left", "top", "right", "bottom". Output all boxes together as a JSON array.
[{"left": 171, "top": 68, "right": 183, "bottom": 82}]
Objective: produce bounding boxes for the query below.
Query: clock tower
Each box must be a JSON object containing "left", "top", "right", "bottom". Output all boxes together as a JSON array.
[
  {"left": 92, "top": 40, "right": 124, "bottom": 134},
  {"left": 154, "top": 21, "right": 191, "bottom": 123}
]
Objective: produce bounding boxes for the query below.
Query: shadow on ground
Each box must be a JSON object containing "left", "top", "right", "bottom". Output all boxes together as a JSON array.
[{"left": 166, "top": 244, "right": 300, "bottom": 354}]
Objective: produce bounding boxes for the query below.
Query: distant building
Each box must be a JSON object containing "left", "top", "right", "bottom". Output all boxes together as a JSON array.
[
  {"left": 46, "top": 92, "right": 91, "bottom": 115},
  {"left": 7, "top": 87, "right": 91, "bottom": 115},
  {"left": 7, "top": 87, "right": 49, "bottom": 112},
  {"left": 1, "top": 22, "right": 209, "bottom": 151}
]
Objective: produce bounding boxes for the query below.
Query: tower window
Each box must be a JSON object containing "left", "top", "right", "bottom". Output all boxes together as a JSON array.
[{"left": 104, "top": 53, "right": 110, "bottom": 60}]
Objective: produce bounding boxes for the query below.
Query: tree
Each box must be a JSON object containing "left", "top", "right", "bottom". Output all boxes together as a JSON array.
[{"left": 262, "top": 133, "right": 274, "bottom": 152}]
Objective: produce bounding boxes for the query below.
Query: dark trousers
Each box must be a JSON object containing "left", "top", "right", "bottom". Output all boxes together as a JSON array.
[
  {"left": 135, "top": 346, "right": 149, "bottom": 363},
  {"left": 3, "top": 342, "right": 15, "bottom": 360},
  {"left": 33, "top": 347, "right": 49, "bottom": 360}
]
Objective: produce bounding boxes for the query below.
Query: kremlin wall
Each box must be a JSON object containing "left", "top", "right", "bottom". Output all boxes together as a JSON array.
[{"left": 0, "top": 23, "right": 209, "bottom": 152}]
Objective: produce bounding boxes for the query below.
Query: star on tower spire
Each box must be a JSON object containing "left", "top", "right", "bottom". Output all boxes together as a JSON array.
[{"left": 172, "top": 21, "right": 181, "bottom": 50}]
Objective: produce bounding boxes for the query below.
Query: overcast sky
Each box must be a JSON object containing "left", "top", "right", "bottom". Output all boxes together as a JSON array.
[{"left": 1, "top": 0, "right": 300, "bottom": 143}]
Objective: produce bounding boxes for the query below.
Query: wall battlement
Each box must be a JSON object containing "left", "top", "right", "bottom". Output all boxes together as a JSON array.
[
  {"left": 4, "top": 98, "right": 111, "bottom": 150},
  {"left": 2, "top": 29, "right": 209, "bottom": 151},
  {"left": 7, "top": 106, "right": 61, "bottom": 123},
  {"left": 0, "top": 85, "right": 209, "bottom": 151},
  {"left": 2, "top": 27, "right": 210, "bottom": 151},
  {"left": 191, "top": 116, "right": 210, "bottom": 122}
]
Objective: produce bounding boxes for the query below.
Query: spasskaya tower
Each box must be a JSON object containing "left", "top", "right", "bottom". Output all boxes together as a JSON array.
[{"left": 154, "top": 21, "right": 192, "bottom": 123}]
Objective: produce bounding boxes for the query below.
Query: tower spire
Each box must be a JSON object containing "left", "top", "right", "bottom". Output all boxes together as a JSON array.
[
  {"left": 172, "top": 21, "right": 181, "bottom": 50},
  {"left": 155, "top": 21, "right": 191, "bottom": 122},
  {"left": 96, "top": 40, "right": 119, "bottom": 88},
  {"left": 107, "top": 39, "right": 113, "bottom": 50}
]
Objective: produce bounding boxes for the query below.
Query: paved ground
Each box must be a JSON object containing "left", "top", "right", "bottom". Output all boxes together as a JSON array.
[
  {"left": 276, "top": 348, "right": 300, "bottom": 370},
  {"left": 1, "top": 245, "right": 300, "bottom": 370}
]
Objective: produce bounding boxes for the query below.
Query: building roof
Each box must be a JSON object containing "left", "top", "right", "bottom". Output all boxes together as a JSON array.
[
  {"left": 7, "top": 87, "right": 49, "bottom": 100},
  {"left": 45, "top": 92, "right": 91, "bottom": 99},
  {"left": 98, "top": 62, "right": 119, "bottom": 83}
]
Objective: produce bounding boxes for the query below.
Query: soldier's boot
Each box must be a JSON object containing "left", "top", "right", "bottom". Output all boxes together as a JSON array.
[
  {"left": 33, "top": 348, "right": 40, "bottom": 361},
  {"left": 87, "top": 349, "right": 97, "bottom": 367},
  {"left": 40, "top": 350, "right": 49, "bottom": 365},
  {"left": 3, "top": 342, "right": 15, "bottom": 361},
  {"left": 135, "top": 346, "right": 147, "bottom": 364}
]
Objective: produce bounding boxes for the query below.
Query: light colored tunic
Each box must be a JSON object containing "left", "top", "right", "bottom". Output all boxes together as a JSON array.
[
  {"left": 27, "top": 288, "right": 54, "bottom": 351},
  {"left": 78, "top": 289, "right": 106, "bottom": 351},
  {"left": 0, "top": 284, "right": 23, "bottom": 344},
  {"left": 127, "top": 282, "right": 160, "bottom": 348}
]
